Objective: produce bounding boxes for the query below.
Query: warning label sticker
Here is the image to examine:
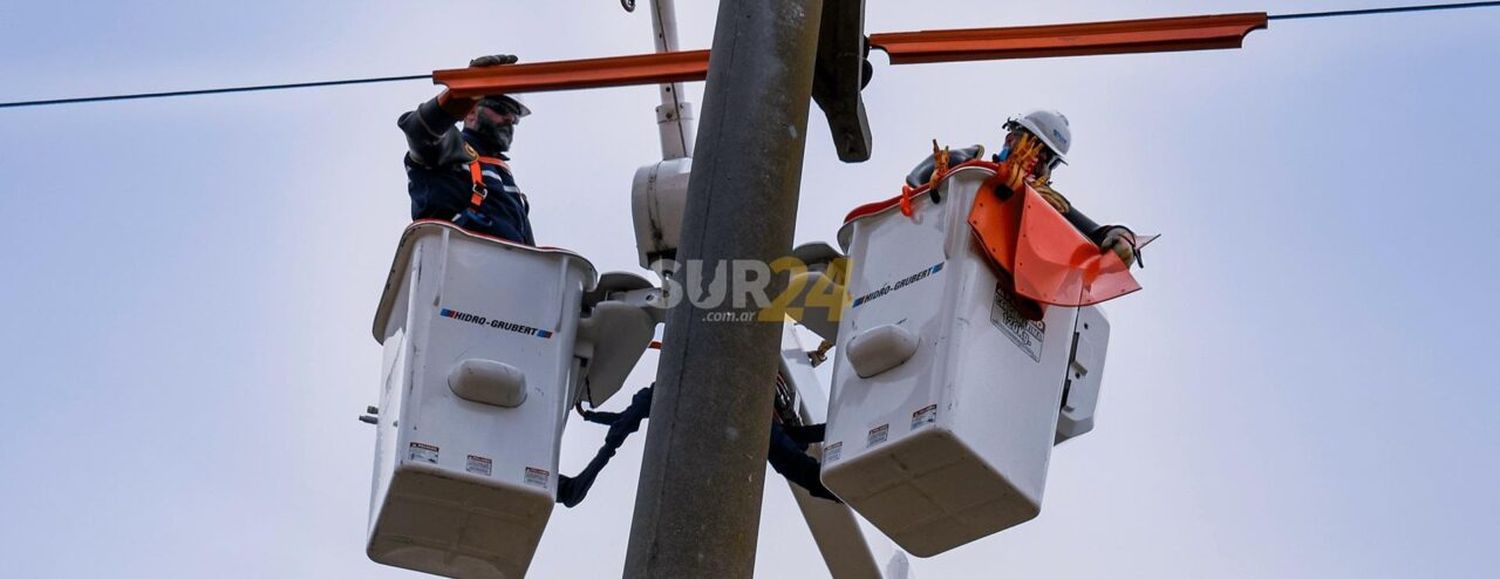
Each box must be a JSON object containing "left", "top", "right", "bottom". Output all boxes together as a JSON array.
[
  {"left": 824, "top": 442, "right": 843, "bottom": 463},
  {"left": 466, "top": 455, "right": 493, "bottom": 476},
  {"left": 408, "top": 442, "right": 439, "bottom": 464},
  {"left": 911, "top": 404, "right": 938, "bottom": 430},
  {"left": 867, "top": 424, "right": 890, "bottom": 447},
  {"left": 990, "top": 284, "right": 1045, "bottom": 362},
  {"left": 524, "top": 467, "right": 550, "bottom": 488}
]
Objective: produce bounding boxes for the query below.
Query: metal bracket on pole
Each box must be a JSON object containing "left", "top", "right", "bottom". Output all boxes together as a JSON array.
[{"left": 811, "top": 0, "right": 873, "bottom": 163}]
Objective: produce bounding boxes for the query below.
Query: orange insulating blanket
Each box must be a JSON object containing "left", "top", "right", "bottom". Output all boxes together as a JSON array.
[{"left": 968, "top": 170, "right": 1142, "bottom": 307}]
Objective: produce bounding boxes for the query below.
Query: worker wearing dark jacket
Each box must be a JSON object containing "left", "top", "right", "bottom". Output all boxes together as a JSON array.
[{"left": 398, "top": 54, "right": 535, "bottom": 245}]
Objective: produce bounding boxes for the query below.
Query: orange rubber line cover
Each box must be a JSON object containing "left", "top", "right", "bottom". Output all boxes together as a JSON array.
[
  {"left": 434, "top": 49, "right": 711, "bottom": 97},
  {"left": 968, "top": 178, "right": 1141, "bottom": 307},
  {"left": 1011, "top": 188, "right": 1141, "bottom": 306},
  {"left": 967, "top": 172, "right": 1027, "bottom": 274},
  {"left": 870, "top": 12, "right": 1268, "bottom": 65}
]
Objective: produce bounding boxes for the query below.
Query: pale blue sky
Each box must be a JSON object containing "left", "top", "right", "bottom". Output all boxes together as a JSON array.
[{"left": 2, "top": 1, "right": 1497, "bottom": 577}]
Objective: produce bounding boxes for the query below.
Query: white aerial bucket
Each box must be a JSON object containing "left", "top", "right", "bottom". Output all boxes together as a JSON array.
[
  {"left": 366, "top": 220, "right": 597, "bottom": 578},
  {"left": 822, "top": 166, "right": 1107, "bottom": 557}
]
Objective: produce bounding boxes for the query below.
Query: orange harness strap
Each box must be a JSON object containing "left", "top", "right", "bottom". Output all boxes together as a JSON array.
[{"left": 467, "top": 156, "right": 510, "bottom": 210}]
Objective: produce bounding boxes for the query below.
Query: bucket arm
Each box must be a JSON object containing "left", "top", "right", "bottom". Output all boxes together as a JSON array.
[
  {"left": 647, "top": 0, "right": 695, "bottom": 159},
  {"left": 778, "top": 323, "right": 914, "bottom": 579}
]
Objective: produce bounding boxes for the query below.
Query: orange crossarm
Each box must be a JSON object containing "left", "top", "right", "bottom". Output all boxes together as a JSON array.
[
  {"left": 869, "top": 12, "right": 1268, "bottom": 65},
  {"left": 432, "top": 12, "right": 1268, "bottom": 95},
  {"left": 434, "top": 49, "right": 711, "bottom": 97}
]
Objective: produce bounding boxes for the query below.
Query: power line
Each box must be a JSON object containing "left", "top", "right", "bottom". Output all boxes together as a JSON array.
[
  {"left": 0, "top": 74, "right": 431, "bottom": 109},
  {"left": 1270, "top": 0, "right": 1500, "bottom": 21},
  {"left": 2, "top": 1, "right": 1498, "bottom": 110}
]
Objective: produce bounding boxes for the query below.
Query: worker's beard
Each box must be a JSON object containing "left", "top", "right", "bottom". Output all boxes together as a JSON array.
[{"left": 465, "top": 118, "right": 513, "bottom": 154}]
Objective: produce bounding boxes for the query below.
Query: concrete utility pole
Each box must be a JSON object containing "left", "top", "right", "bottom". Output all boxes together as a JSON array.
[{"left": 623, "top": 0, "right": 825, "bottom": 577}]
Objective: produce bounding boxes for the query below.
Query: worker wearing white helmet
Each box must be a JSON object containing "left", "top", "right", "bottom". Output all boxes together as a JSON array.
[
  {"left": 1002, "top": 110, "right": 1138, "bottom": 266},
  {"left": 398, "top": 54, "right": 537, "bottom": 245},
  {"left": 906, "top": 109, "right": 1139, "bottom": 266},
  {"left": 999, "top": 109, "right": 1070, "bottom": 174}
]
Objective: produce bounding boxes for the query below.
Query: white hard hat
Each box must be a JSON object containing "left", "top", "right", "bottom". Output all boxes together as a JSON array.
[
  {"left": 507, "top": 94, "right": 531, "bottom": 117},
  {"left": 1005, "top": 110, "right": 1071, "bottom": 165},
  {"left": 479, "top": 94, "right": 531, "bottom": 118}
]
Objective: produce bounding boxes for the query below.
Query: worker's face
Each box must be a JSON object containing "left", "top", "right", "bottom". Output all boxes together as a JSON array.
[{"left": 467, "top": 103, "right": 520, "bottom": 152}]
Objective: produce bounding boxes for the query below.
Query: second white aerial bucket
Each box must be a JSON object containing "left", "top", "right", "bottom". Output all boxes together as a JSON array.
[{"left": 821, "top": 167, "right": 1085, "bottom": 557}]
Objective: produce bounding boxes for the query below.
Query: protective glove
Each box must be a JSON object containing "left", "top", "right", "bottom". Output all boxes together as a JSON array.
[
  {"left": 437, "top": 55, "right": 521, "bottom": 117},
  {"left": 469, "top": 54, "right": 519, "bottom": 67},
  {"left": 1099, "top": 226, "right": 1138, "bottom": 268}
]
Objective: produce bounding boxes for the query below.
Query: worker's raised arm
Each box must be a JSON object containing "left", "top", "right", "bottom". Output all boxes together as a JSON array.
[
  {"left": 396, "top": 55, "right": 518, "bottom": 167},
  {"left": 1031, "top": 182, "right": 1139, "bottom": 267},
  {"left": 396, "top": 94, "right": 474, "bottom": 167}
]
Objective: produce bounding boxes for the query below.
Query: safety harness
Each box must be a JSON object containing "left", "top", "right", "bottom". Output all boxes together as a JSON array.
[{"left": 465, "top": 155, "right": 510, "bottom": 213}]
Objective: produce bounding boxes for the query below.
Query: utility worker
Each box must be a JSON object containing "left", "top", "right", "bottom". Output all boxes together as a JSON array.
[
  {"left": 906, "top": 109, "right": 1139, "bottom": 266},
  {"left": 398, "top": 54, "right": 535, "bottom": 245},
  {"left": 394, "top": 56, "right": 841, "bottom": 507}
]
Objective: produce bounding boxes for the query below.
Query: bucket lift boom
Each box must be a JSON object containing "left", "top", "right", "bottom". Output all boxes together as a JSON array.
[{"left": 779, "top": 322, "right": 915, "bottom": 579}]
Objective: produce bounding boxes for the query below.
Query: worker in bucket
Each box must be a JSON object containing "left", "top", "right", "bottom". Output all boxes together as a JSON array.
[
  {"left": 398, "top": 54, "right": 535, "bottom": 245},
  {"left": 906, "top": 110, "right": 1140, "bottom": 266}
]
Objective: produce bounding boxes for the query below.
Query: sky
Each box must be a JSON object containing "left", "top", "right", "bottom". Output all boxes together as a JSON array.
[{"left": 1, "top": 1, "right": 1497, "bottom": 577}]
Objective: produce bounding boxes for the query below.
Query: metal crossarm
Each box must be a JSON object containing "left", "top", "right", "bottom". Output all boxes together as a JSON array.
[
  {"left": 434, "top": 49, "right": 711, "bottom": 97},
  {"left": 869, "top": 12, "right": 1269, "bottom": 64},
  {"left": 432, "top": 13, "right": 1269, "bottom": 96}
]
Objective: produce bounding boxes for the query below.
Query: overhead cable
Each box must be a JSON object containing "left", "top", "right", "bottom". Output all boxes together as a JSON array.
[
  {"left": 2, "top": 2, "right": 1498, "bottom": 110},
  {"left": 1269, "top": 0, "right": 1500, "bottom": 21},
  {"left": 0, "top": 74, "right": 431, "bottom": 109}
]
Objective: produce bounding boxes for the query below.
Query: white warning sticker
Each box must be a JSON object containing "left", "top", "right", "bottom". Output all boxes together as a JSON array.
[
  {"left": 524, "top": 467, "right": 550, "bottom": 488},
  {"left": 824, "top": 442, "right": 843, "bottom": 463},
  {"left": 466, "top": 455, "right": 493, "bottom": 476},
  {"left": 911, "top": 404, "right": 938, "bottom": 430},
  {"left": 867, "top": 424, "right": 890, "bottom": 447},
  {"left": 408, "top": 442, "right": 439, "bottom": 464},
  {"left": 990, "top": 283, "right": 1045, "bottom": 362}
]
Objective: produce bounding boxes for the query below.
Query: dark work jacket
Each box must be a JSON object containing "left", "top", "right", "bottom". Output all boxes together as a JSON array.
[{"left": 397, "top": 97, "right": 536, "bottom": 245}]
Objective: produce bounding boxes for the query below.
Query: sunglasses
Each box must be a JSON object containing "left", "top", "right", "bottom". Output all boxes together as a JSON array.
[
  {"left": 477, "top": 98, "right": 525, "bottom": 118},
  {"left": 1038, "top": 151, "right": 1063, "bottom": 170}
]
